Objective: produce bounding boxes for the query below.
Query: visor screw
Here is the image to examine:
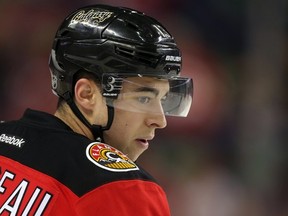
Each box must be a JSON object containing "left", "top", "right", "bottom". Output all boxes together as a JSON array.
[{"left": 59, "top": 75, "right": 65, "bottom": 81}]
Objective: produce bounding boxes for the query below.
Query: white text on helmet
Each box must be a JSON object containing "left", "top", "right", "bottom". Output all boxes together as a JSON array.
[{"left": 165, "top": 56, "right": 181, "bottom": 62}]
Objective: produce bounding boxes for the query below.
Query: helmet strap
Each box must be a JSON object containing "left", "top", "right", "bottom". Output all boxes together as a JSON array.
[{"left": 63, "top": 92, "right": 114, "bottom": 142}]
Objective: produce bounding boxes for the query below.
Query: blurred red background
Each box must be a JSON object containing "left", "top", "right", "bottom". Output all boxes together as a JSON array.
[{"left": 1, "top": 1, "right": 287, "bottom": 215}]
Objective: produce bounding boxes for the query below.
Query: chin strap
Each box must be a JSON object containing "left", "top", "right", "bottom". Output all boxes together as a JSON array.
[{"left": 63, "top": 92, "right": 114, "bottom": 142}]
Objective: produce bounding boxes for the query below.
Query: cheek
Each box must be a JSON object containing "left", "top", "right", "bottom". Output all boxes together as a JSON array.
[
  {"left": 103, "top": 120, "right": 129, "bottom": 152},
  {"left": 113, "top": 108, "right": 131, "bottom": 126},
  {"left": 104, "top": 110, "right": 128, "bottom": 138},
  {"left": 106, "top": 108, "right": 143, "bottom": 139}
]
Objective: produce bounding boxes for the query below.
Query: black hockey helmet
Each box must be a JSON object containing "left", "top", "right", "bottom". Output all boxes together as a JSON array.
[{"left": 49, "top": 4, "right": 192, "bottom": 139}]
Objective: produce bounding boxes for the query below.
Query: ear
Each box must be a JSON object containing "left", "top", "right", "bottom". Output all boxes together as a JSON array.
[
  {"left": 74, "top": 78, "right": 108, "bottom": 126},
  {"left": 74, "top": 78, "right": 98, "bottom": 113}
]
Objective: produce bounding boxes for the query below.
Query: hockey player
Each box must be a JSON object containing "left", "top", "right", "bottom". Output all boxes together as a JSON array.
[{"left": 0, "top": 4, "right": 193, "bottom": 215}]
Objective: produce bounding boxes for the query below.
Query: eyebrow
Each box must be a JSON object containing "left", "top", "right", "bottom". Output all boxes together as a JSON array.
[{"left": 133, "top": 86, "right": 159, "bottom": 96}]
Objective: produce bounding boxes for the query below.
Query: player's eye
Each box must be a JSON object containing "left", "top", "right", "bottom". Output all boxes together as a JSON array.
[
  {"left": 161, "top": 94, "right": 168, "bottom": 103},
  {"left": 138, "top": 96, "right": 151, "bottom": 104}
]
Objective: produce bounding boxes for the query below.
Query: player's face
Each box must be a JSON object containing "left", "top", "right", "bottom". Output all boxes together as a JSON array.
[{"left": 103, "top": 77, "right": 169, "bottom": 161}]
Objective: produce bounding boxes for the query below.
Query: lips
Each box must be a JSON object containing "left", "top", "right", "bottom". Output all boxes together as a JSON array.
[
  {"left": 135, "top": 134, "right": 154, "bottom": 148},
  {"left": 137, "top": 135, "right": 153, "bottom": 142},
  {"left": 136, "top": 138, "right": 148, "bottom": 144},
  {"left": 136, "top": 136, "right": 153, "bottom": 147},
  {"left": 137, "top": 139, "right": 147, "bottom": 143}
]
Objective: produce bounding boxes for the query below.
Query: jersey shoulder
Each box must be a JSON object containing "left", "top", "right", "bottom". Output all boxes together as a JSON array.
[{"left": 0, "top": 119, "right": 156, "bottom": 197}]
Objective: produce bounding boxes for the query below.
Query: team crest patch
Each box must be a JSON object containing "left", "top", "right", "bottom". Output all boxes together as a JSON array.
[{"left": 86, "top": 142, "right": 139, "bottom": 172}]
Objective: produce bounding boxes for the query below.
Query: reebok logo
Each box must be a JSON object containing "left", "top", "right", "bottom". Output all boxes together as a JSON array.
[{"left": 0, "top": 134, "right": 25, "bottom": 148}]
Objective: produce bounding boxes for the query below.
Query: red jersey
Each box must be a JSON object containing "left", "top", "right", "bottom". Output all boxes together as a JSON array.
[{"left": 0, "top": 109, "right": 170, "bottom": 215}]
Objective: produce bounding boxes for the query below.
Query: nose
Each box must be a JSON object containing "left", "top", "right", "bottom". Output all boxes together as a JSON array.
[{"left": 145, "top": 111, "right": 167, "bottom": 129}]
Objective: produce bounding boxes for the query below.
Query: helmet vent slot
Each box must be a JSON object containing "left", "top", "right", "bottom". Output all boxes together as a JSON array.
[
  {"left": 125, "top": 20, "right": 139, "bottom": 31},
  {"left": 115, "top": 46, "right": 158, "bottom": 66}
]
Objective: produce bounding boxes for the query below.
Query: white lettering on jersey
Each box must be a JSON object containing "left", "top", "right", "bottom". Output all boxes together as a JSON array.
[
  {"left": 0, "top": 134, "right": 25, "bottom": 148},
  {"left": 0, "top": 170, "right": 15, "bottom": 193},
  {"left": 0, "top": 179, "right": 29, "bottom": 215},
  {"left": 0, "top": 169, "right": 53, "bottom": 215}
]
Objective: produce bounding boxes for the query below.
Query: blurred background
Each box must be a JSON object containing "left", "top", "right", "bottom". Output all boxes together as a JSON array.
[{"left": 0, "top": 0, "right": 287, "bottom": 215}]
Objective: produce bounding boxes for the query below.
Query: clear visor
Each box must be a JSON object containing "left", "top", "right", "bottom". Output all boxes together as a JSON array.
[{"left": 102, "top": 74, "right": 193, "bottom": 117}]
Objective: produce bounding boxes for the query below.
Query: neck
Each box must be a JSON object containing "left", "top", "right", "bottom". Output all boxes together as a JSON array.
[{"left": 54, "top": 103, "right": 94, "bottom": 140}]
